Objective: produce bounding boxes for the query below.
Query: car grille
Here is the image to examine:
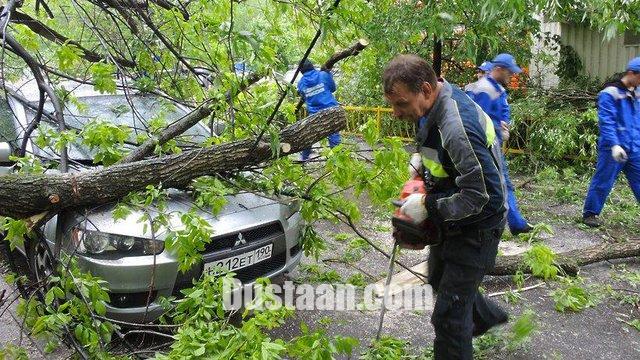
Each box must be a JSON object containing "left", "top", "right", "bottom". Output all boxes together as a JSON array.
[
  {"left": 110, "top": 290, "right": 158, "bottom": 308},
  {"left": 172, "top": 222, "right": 287, "bottom": 296},
  {"left": 204, "top": 222, "right": 284, "bottom": 253},
  {"left": 172, "top": 251, "right": 287, "bottom": 296},
  {"left": 234, "top": 251, "right": 286, "bottom": 283}
]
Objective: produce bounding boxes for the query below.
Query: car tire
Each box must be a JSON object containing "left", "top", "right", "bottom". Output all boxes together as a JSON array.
[{"left": 27, "top": 235, "right": 56, "bottom": 299}]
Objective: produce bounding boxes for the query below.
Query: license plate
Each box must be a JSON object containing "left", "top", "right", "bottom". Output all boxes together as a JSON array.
[{"left": 204, "top": 244, "right": 273, "bottom": 276}]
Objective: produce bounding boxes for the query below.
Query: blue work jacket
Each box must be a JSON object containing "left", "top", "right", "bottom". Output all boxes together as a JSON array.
[
  {"left": 297, "top": 69, "right": 339, "bottom": 114},
  {"left": 597, "top": 81, "right": 640, "bottom": 152},
  {"left": 465, "top": 76, "right": 510, "bottom": 143}
]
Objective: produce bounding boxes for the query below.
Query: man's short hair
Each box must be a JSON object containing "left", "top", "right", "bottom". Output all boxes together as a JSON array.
[{"left": 383, "top": 55, "right": 437, "bottom": 94}]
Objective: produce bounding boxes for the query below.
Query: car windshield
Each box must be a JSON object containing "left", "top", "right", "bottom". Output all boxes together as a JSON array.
[{"left": 28, "top": 95, "right": 211, "bottom": 161}]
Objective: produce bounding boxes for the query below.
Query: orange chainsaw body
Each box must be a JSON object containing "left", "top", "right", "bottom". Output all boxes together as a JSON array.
[{"left": 392, "top": 177, "right": 440, "bottom": 249}]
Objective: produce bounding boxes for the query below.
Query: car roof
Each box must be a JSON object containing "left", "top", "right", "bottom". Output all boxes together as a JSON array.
[{"left": 8, "top": 78, "right": 134, "bottom": 103}]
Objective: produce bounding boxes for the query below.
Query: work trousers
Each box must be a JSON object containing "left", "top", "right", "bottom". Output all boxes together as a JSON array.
[
  {"left": 501, "top": 153, "right": 529, "bottom": 232},
  {"left": 583, "top": 148, "right": 640, "bottom": 217},
  {"left": 301, "top": 132, "right": 341, "bottom": 161},
  {"left": 428, "top": 224, "right": 508, "bottom": 360}
]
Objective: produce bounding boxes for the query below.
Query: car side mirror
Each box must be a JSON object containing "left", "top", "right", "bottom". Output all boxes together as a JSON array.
[{"left": 0, "top": 142, "right": 11, "bottom": 162}]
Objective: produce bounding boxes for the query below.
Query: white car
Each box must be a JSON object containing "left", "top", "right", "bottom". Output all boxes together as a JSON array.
[{"left": 0, "top": 82, "right": 303, "bottom": 322}]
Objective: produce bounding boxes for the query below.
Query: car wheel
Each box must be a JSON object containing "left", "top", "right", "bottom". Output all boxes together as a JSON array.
[{"left": 28, "top": 237, "right": 55, "bottom": 289}]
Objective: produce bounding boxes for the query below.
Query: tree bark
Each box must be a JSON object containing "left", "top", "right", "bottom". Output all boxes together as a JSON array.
[
  {"left": 433, "top": 35, "right": 442, "bottom": 77},
  {"left": 0, "top": 107, "right": 346, "bottom": 219},
  {"left": 321, "top": 39, "right": 368, "bottom": 71},
  {"left": 490, "top": 239, "right": 640, "bottom": 276}
]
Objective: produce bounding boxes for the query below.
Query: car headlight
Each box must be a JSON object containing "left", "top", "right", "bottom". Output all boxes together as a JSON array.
[
  {"left": 281, "top": 198, "right": 301, "bottom": 219},
  {"left": 72, "top": 229, "right": 164, "bottom": 256}
]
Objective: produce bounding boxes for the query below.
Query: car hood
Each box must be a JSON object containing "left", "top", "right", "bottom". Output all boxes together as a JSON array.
[{"left": 72, "top": 190, "right": 290, "bottom": 240}]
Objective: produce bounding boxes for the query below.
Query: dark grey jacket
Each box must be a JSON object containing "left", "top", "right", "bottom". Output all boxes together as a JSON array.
[{"left": 417, "top": 81, "right": 507, "bottom": 229}]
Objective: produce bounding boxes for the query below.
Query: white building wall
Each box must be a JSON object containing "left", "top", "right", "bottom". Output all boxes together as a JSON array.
[
  {"left": 529, "top": 18, "right": 561, "bottom": 89},
  {"left": 561, "top": 23, "right": 640, "bottom": 81}
]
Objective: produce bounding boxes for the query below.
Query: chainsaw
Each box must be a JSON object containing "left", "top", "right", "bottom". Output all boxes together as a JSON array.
[
  {"left": 391, "top": 177, "right": 441, "bottom": 250},
  {"left": 376, "top": 176, "right": 440, "bottom": 340}
]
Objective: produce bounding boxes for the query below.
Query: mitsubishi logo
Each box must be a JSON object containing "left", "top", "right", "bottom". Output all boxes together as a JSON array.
[{"left": 234, "top": 232, "right": 246, "bottom": 247}]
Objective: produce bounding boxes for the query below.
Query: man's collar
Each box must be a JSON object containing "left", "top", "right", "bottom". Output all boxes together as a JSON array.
[
  {"left": 485, "top": 75, "right": 505, "bottom": 92},
  {"left": 416, "top": 80, "right": 450, "bottom": 139},
  {"left": 609, "top": 79, "right": 637, "bottom": 96}
]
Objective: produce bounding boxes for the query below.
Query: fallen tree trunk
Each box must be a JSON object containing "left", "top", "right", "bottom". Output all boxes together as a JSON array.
[
  {"left": 490, "top": 239, "right": 640, "bottom": 276},
  {"left": 0, "top": 107, "right": 346, "bottom": 219}
]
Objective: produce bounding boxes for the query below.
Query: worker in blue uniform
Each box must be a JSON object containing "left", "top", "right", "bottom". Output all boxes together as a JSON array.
[
  {"left": 465, "top": 53, "right": 533, "bottom": 235},
  {"left": 583, "top": 57, "right": 640, "bottom": 227},
  {"left": 297, "top": 59, "right": 341, "bottom": 162},
  {"left": 474, "top": 61, "right": 493, "bottom": 80}
]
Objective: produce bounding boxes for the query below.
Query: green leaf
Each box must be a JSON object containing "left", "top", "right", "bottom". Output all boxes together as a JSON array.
[
  {"left": 625, "top": 319, "right": 640, "bottom": 332},
  {"left": 551, "top": 278, "right": 595, "bottom": 313},
  {"left": 94, "top": 301, "right": 107, "bottom": 316},
  {"left": 524, "top": 244, "right": 558, "bottom": 280},
  {"left": 261, "top": 341, "right": 285, "bottom": 360},
  {"left": 90, "top": 62, "right": 117, "bottom": 94},
  {"left": 506, "top": 309, "right": 536, "bottom": 350},
  {"left": 1, "top": 218, "right": 28, "bottom": 250},
  {"left": 45, "top": 289, "right": 55, "bottom": 306},
  {"left": 193, "top": 346, "right": 205, "bottom": 357},
  {"left": 56, "top": 43, "right": 82, "bottom": 71},
  {"left": 334, "top": 336, "right": 359, "bottom": 356}
]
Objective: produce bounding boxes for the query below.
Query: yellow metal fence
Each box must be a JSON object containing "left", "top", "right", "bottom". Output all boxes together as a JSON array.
[
  {"left": 341, "top": 105, "right": 526, "bottom": 155},
  {"left": 343, "top": 105, "right": 414, "bottom": 141}
]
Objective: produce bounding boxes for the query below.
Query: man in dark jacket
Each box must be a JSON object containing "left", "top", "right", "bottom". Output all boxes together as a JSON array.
[
  {"left": 582, "top": 57, "right": 640, "bottom": 227},
  {"left": 383, "top": 54, "right": 508, "bottom": 360},
  {"left": 297, "top": 59, "right": 341, "bottom": 161}
]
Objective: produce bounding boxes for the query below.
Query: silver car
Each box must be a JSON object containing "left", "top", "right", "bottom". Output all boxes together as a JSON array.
[{"left": 0, "top": 83, "right": 303, "bottom": 322}]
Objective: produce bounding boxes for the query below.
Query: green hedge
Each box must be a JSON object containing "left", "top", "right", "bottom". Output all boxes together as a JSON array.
[{"left": 507, "top": 95, "right": 599, "bottom": 171}]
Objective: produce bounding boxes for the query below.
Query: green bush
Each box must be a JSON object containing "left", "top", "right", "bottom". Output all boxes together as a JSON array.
[{"left": 508, "top": 95, "right": 599, "bottom": 172}]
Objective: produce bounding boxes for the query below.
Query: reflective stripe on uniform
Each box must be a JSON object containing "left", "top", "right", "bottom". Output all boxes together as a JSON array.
[
  {"left": 476, "top": 106, "right": 496, "bottom": 147},
  {"left": 419, "top": 146, "right": 449, "bottom": 178}
]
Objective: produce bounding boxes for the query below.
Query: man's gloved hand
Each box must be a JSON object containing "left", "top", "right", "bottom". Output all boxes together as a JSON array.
[
  {"left": 611, "top": 145, "right": 628, "bottom": 162},
  {"left": 500, "top": 121, "right": 510, "bottom": 142},
  {"left": 400, "top": 193, "right": 428, "bottom": 223},
  {"left": 409, "top": 152, "right": 423, "bottom": 179}
]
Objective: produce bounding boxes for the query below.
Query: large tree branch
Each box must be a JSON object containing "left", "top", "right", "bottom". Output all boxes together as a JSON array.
[
  {"left": 0, "top": 107, "right": 347, "bottom": 219},
  {"left": 490, "top": 239, "right": 640, "bottom": 276},
  {"left": 321, "top": 38, "right": 368, "bottom": 71},
  {"left": 119, "top": 104, "right": 213, "bottom": 163}
]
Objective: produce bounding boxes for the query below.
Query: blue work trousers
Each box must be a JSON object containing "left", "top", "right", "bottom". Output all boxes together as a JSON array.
[
  {"left": 501, "top": 154, "right": 529, "bottom": 232},
  {"left": 301, "top": 132, "right": 341, "bottom": 161},
  {"left": 583, "top": 148, "right": 640, "bottom": 217}
]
